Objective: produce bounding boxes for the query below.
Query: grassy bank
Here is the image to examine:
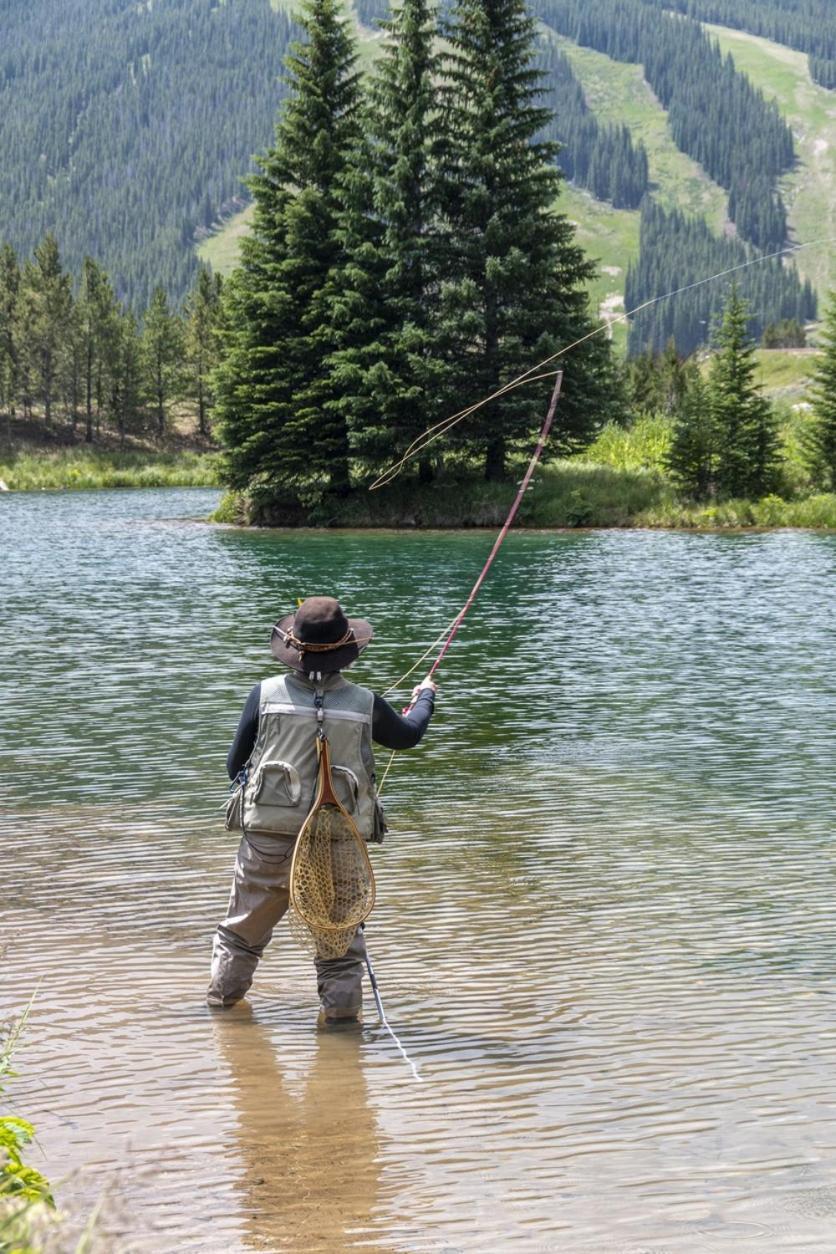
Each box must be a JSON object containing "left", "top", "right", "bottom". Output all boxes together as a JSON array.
[{"left": 0, "top": 448, "right": 220, "bottom": 491}]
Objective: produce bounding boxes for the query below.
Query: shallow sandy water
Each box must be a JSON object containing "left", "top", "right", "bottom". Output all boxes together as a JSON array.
[{"left": 2, "top": 490, "right": 836, "bottom": 1251}]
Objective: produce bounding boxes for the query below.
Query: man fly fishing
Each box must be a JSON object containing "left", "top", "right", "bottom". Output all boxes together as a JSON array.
[{"left": 208, "top": 595, "right": 436, "bottom": 1027}]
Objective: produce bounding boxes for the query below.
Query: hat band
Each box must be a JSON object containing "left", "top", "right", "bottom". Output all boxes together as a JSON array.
[{"left": 282, "top": 627, "right": 355, "bottom": 654}]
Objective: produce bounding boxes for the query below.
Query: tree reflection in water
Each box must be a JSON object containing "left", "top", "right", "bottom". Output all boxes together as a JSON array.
[{"left": 212, "top": 1005, "right": 380, "bottom": 1251}]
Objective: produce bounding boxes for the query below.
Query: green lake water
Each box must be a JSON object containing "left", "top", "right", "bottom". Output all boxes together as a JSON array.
[{"left": 1, "top": 487, "right": 836, "bottom": 1252}]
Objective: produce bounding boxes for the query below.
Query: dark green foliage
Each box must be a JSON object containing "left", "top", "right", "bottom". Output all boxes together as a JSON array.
[
  {"left": 708, "top": 286, "right": 779, "bottom": 498},
  {"left": 436, "top": 0, "right": 618, "bottom": 480},
  {"left": 762, "top": 319, "right": 807, "bottom": 348},
  {"left": 537, "top": 43, "right": 649, "bottom": 209},
  {"left": 806, "top": 293, "right": 836, "bottom": 487},
  {"left": 0, "top": 246, "right": 21, "bottom": 419},
  {"left": 0, "top": 237, "right": 192, "bottom": 442},
  {"left": 627, "top": 339, "right": 700, "bottom": 416},
  {"left": 327, "top": 0, "right": 449, "bottom": 479},
  {"left": 78, "top": 257, "right": 121, "bottom": 443},
  {"left": 532, "top": 0, "right": 794, "bottom": 248},
  {"left": 626, "top": 201, "right": 816, "bottom": 356},
  {"left": 213, "top": 0, "right": 363, "bottom": 507},
  {"left": 141, "top": 288, "right": 184, "bottom": 437},
  {"left": 184, "top": 268, "right": 223, "bottom": 437},
  {"left": 20, "top": 237, "right": 74, "bottom": 426},
  {"left": 641, "top": 0, "right": 836, "bottom": 92},
  {"left": 666, "top": 375, "right": 715, "bottom": 498},
  {"left": 0, "top": 0, "right": 297, "bottom": 308}
]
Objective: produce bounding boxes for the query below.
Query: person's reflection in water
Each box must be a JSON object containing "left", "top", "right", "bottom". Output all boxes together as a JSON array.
[{"left": 212, "top": 1005, "right": 380, "bottom": 1252}]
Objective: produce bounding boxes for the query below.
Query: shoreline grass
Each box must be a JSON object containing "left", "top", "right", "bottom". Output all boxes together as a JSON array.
[{"left": 0, "top": 448, "right": 220, "bottom": 491}]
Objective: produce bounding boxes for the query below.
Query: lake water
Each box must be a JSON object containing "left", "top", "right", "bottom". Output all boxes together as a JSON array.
[{"left": 1, "top": 488, "right": 835, "bottom": 1253}]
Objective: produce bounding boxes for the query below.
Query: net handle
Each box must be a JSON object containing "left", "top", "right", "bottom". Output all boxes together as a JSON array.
[{"left": 315, "top": 736, "right": 341, "bottom": 808}]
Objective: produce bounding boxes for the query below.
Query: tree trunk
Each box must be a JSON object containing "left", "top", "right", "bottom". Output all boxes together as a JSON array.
[
  {"left": 198, "top": 380, "right": 207, "bottom": 437},
  {"left": 85, "top": 346, "right": 94, "bottom": 443},
  {"left": 418, "top": 455, "right": 433, "bottom": 484},
  {"left": 484, "top": 436, "right": 505, "bottom": 481},
  {"left": 329, "top": 421, "right": 351, "bottom": 496}
]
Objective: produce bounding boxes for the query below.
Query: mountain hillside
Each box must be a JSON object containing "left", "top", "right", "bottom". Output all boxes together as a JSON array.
[
  {"left": 2, "top": 0, "right": 833, "bottom": 346},
  {"left": 202, "top": 8, "right": 832, "bottom": 352},
  {"left": 0, "top": 0, "right": 296, "bottom": 307}
]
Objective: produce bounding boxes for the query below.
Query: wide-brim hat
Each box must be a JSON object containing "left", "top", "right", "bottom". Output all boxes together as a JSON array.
[{"left": 270, "top": 596, "right": 373, "bottom": 673}]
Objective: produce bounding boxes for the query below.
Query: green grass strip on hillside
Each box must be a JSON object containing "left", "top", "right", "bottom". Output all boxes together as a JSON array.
[{"left": 0, "top": 449, "right": 220, "bottom": 491}]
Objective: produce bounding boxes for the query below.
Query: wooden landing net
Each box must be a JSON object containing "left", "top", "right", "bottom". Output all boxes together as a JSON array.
[{"left": 288, "top": 735, "right": 376, "bottom": 960}]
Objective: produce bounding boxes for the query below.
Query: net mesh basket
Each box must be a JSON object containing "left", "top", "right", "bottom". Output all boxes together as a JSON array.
[{"left": 289, "top": 741, "right": 375, "bottom": 960}]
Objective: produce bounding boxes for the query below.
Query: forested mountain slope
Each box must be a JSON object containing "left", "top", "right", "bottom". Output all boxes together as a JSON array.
[
  {"left": 2, "top": 0, "right": 832, "bottom": 351},
  {"left": 0, "top": 0, "right": 296, "bottom": 307}
]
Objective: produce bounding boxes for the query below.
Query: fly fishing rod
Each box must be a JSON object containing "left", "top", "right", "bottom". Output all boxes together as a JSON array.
[{"left": 363, "top": 373, "right": 565, "bottom": 1079}]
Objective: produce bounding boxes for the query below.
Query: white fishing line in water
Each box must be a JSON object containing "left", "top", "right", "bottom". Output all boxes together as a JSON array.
[{"left": 363, "top": 936, "right": 423, "bottom": 1082}]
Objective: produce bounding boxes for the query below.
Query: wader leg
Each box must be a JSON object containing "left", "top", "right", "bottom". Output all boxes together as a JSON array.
[
  {"left": 316, "top": 926, "right": 366, "bottom": 1019},
  {"left": 207, "top": 834, "right": 294, "bottom": 1007}
]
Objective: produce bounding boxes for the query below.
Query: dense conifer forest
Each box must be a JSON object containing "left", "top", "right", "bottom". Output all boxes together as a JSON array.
[
  {"left": 533, "top": 0, "right": 795, "bottom": 250},
  {"left": 641, "top": 0, "right": 836, "bottom": 90},
  {"left": 625, "top": 202, "right": 817, "bottom": 357},
  {"left": 538, "top": 43, "right": 649, "bottom": 210},
  {"left": 0, "top": 0, "right": 296, "bottom": 309}
]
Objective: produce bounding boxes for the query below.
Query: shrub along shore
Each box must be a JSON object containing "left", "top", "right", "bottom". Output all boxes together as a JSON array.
[{"left": 213, "top": 465, "right": 836, "bottom": 531}]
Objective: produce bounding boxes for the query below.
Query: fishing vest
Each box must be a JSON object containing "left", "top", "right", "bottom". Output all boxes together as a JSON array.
[{"left": 240, "top": 672, "right": 379, "bottom": 840}]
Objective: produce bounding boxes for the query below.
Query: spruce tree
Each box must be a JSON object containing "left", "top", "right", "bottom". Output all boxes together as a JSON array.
[
  {"left": 806, "top": 292, "right": 836, "bottom": 489},
  {"left": 708, "top": 286, "right": 779, "bottom": 499},
  {"left": 214, "top": 0, "right": 362, "bottom": 509},
  {"left": 184, "top": 266, "right": 222, "bottom": 438},
  {"left": 328, "top": 0, "right": 447, "bottom": 481},
  {"left": 666, "top": 375, "right": 715, "bottom": 499},
  {"left": 142, "top": 286, "right": 183, "bottom": 438},
  {"left": 437, "top": 0, "right": 615, "bottom": 480}
]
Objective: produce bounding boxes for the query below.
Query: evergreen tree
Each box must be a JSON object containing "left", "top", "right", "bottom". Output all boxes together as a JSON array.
[
  {"left": 328, "top": 0, "right": 448, "bottom": 481},
  {"left": 184, "top": 266, "right": 222, "bottom": 438},
  {"left": 666, "top": 374, "right": 715, "bottom": 499},
  {"left": 0, "top": 244, "right": 21, "bottom": 421},
  {"left": 21, "top": 235, "right": 73, "bottom": 425},
  {"left": 437, "top": 0, "right": 615, "bottom": 480},
  {"left": 141, "top": 286, "right": 183, "bottom": 437},
  {"left": 214, "top": 0, "right": 362, "bottom": 508},
  {"left": 708, "top": 286, "right": 779, "bottom": 499},
  {"left": 112, "top": 312, "right": 145, "bottom": 445},
  {"left": 78, "top": 257, "right": 120, "bottom": 443},
  {"left": 806, "top": 292, "right": 836, "bottom": 489}
]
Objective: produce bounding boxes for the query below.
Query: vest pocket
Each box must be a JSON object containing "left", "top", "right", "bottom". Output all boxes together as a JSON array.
[
  {"left": 331, "top": 766, "right": 360, "bottom": 813},
  {"left": 251, "top": 760, "right": 302, "bottom": 808}
]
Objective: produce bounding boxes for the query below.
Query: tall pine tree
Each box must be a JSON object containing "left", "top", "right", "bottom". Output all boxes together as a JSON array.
[
  {"left": 437, "top": 0, "right": 615, "bottom": 480},
  {"left": 327, "top": 0, "right": 448, "bottom": 481},
  {"left": 806, "top": 292, "right": 836, "bottom": 490},
  {"left": 214, "top": 0, "right": 362, "bottom": 510},
  {"left": 142, "top": 286, "right": 183, "bottom": 438},
  {"left": 78, "top": 257, "right": 120, "bottom": 443},
  {"left": 708, "top": 286, "right": 779, "bottom": 499},
  {"left": 21, "top": 235, "right": 73, "bottom": 426},
  {"left": 184, "top": 266, "right": 222, "bottom": 438}
]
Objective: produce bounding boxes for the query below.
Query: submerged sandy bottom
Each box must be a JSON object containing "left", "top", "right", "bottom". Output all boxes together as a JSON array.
[{"left": 3, "top": 492, "right": 836, "bottom": 1250}]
